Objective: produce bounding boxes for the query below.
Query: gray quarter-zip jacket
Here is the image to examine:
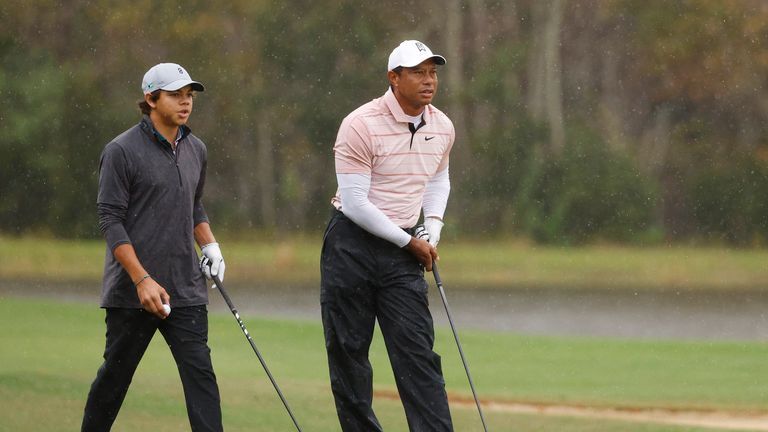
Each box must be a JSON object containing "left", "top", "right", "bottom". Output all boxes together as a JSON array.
[{"left": 96, "top": 115, "right": 210, "bottom": 308}]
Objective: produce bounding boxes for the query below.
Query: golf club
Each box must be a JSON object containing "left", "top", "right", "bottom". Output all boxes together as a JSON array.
[
  {"left": 432, "top": 261, "right": 489, "bottom": 432},
  {"left": 211, "top": 273, "right": 303, "bottom": 432}
]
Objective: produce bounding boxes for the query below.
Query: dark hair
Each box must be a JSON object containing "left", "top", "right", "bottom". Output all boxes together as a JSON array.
[{"left": 137, "top": 91, "right": 161, "bottom": 115}]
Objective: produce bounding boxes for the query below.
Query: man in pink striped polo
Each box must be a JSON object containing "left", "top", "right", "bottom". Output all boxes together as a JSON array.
[{"left": 321, "top": 40, "right": 455, "bottom": 431}]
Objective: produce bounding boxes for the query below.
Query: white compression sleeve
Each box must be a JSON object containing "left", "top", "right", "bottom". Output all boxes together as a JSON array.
[
  {"left": 337, "top": 173, "right": 413, "bottom": 247},
  {"left": 422, "top": 167, "right": 450, "bottom": 219}
]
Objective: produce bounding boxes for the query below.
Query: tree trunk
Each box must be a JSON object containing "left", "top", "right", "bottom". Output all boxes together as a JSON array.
[
  {"left": 638, "top": 105, "right": 673, "bottom": 176},
  {"left": 527, "top": 0, "right": 566, "bottom": 155},
  {"left": 443, "top": 0, "right": 471, "bottom": 224},
  {"left": 256, "top": 111, "right": 276, "bottom": 228},
  {"left": 599, "top": 33, "right": 627, "bottom": 152},
  {"left": 444, "top": 0, "right": 467, "bottom": 162},
  {"left": 469, "top": 0, "right": 495, "bottom": 125},
  {"left": 501, "top": 1, "right": 520, "bottom": 110}
]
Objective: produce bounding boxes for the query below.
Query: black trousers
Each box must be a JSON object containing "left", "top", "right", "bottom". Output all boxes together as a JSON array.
[
  {"left": 321, "top": 211, "right": 453, "bottom": 432},
  {"left": 81, "top": 306, "right": 222, "bottom": 432}
]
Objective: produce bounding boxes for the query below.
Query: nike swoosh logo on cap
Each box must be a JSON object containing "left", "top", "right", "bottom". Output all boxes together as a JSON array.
[{"left": 425, "top": 136, "right": 435, "bottom": 141}]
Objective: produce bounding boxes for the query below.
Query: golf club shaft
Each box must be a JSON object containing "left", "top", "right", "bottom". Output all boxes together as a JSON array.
[
  {"left": 213, "top": 275, "right": 303, "bottom": 432},
  {"left": 432, "top": 262, "right": 489, "bottom": 432}
]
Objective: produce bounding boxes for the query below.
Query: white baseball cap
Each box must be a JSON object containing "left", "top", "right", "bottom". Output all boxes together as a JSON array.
[
  {"left": 387, "top": 40, "right": 446, "bottom": 72},
  {"left": 141, "top": 63, "right": 205, "bottom": 94}
]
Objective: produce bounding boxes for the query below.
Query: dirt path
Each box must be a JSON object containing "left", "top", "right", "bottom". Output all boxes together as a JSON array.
[{"left": 375, "top": 390, "right": 768, "bottom": 431}]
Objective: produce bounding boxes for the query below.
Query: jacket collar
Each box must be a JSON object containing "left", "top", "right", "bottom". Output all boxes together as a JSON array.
[{"left": 139, "top": 115, "right": 191, "bottom": 144}]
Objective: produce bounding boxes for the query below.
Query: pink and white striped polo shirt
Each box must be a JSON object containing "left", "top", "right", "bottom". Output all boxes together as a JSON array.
[{"left": 331, "top": 88, "right": 455, "bottom": 228}]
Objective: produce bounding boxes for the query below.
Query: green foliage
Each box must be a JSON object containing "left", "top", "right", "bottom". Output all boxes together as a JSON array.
[
  {"left": 247, "top": 1, "right": 396, "bottom": 231},
  {"left": 0, "top": 49, "right": 72, "bottom": 235},
  {"left": 0, "top": 48, "right": 121, "bottom": 237},
  {"left": 460, "top": 114, "right": 547, "bottom": 235},
  {"left": 1, "top": 1, "right": 768, "bottom": 245},
  {"left": 456, "top": 37, "right": 538, "bottom": 234},
  {"left": 517, "top": 127, "right": 659, "bottom": 245},
  {"left": 688, "top": 158, "right": 768, "bottom": 245}
]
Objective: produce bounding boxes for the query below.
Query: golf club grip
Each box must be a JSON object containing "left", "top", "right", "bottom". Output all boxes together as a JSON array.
[
  {"left": 432, "top": 261, "right": 443, "bottom": 286},
  {"left": 211, "top": 275, "right": 304, "bottom": 432}
]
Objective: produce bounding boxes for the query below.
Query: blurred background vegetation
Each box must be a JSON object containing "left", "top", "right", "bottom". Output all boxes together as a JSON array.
[{"left": 2, "top": 0, "right": 768, "bottom": 246}]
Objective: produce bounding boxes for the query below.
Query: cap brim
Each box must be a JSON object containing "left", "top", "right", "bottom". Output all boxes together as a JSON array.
[
  {"left": 431, "top": 55, "right": 446, "bottom": 65},
  {"left": 160, "top": 79, "right": 205, "bottom": 92}
]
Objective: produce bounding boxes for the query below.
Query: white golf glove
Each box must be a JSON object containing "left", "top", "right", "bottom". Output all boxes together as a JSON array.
[
  {"left": 423, "top": 217, "right": 444, "bottom": 247},
  {"left": 199, "top": 242, "right": 226, "bottom": 285}
]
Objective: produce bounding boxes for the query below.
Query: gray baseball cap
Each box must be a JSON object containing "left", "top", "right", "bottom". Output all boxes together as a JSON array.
[{"left": 141, "top": 63, "right": 205, "bottom": 94}]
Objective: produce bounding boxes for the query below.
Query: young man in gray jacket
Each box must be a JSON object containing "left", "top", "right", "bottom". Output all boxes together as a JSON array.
[{"left": 81, "top": 63, "right": 226, "bottom": 432}]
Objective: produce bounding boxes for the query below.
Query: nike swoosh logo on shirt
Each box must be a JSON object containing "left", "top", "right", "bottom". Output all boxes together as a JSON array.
[{"left": 425, "top": 136, "right": 435, "bottom": 141}]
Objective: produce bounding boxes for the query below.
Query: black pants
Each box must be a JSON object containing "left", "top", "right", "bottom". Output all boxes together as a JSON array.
[
  {"left": 321, "top": 211, "right": 453, "bottom": 432},
  {"left": 81, "top": 306, "right": 222, "bottom": 432}
]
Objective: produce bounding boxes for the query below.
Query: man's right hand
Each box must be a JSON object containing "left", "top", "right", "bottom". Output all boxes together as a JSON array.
[
  {"left": 136, "top": 277, "right": 171, "bottom": 319},
  {"left": 403, "top": 236, "right": 438, "bottom": 271}
]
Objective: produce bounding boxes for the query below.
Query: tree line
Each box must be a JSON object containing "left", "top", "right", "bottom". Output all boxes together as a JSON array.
[{"left": 2, "top": 0, "right": 767, "bottom": 245}]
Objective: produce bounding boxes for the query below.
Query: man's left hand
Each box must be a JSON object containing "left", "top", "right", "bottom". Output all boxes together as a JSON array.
[
  {"left": 423, "top": 217, "right": 444, "bottom": 247},
  {"left": 199, "top": 242, "right": 226, "bottom": 285}
]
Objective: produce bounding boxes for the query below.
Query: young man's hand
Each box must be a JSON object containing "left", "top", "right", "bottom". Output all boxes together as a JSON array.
[{"left": 136, "top": 277, "right": 171, "bottom": 319}]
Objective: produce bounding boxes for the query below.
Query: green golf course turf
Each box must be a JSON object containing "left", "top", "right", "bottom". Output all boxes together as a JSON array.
[{"left": 1, "top": 297, "right": 765, "bottom": 431}]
